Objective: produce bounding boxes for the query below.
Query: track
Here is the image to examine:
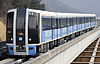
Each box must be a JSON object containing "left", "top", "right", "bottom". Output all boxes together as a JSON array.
[
  {"left": 0, "top": 57, "right": 31, "bottom": 64},
  {"left": 71, "top": 38, "right": 100, "bottom": 64},
  {"left": 0, "top": 41, "right": 8, "bottom": 60},
  {"left": 0, "top": 58, "right": 15, "bottom": 64}
]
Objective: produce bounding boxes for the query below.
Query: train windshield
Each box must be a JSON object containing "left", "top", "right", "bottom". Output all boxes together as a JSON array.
[
  {"left": 7, "top": 12, "right": 14, "bottom": 43},
  {"left": 16, "top": 9, "right": 26, "bottom": 30},
  {"left": 16, "top": 9, "right": 26, "bottom": 45},
  {"left": 7, "top": 12, "right": 14, "bottom": 29}
]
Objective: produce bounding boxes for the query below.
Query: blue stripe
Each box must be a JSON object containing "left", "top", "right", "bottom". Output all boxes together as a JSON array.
[
  {"left": 8, "top": 45, "right": 14, "bottom": 55},
  {"left": 28, "top": 46, "right": 36, "bottom": 55}
]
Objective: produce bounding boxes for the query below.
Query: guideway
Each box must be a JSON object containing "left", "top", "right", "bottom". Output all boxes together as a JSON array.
[
  {"left": 71, "top": 38, "right": 100, "bottom": 64},
  {"left": 23, "top": 27, "right": 100, "bottom": 64}
]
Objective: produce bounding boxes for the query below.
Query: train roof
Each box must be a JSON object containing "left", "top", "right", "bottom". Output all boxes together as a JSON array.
[
  {"left": 27, "top": 8, "right": 96, "bottom": 17},
  {"left": 8, "top": 8, "right": 96, "bottom": 17}
]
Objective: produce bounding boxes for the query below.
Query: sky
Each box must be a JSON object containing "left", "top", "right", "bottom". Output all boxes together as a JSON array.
[{"left": 59, "top": 0, "right": 100, "bottom": 17}]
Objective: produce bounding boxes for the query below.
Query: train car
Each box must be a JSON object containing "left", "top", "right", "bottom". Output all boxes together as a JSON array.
[{"left": 6, "top": 8, "right": 96, "bottom": 56}]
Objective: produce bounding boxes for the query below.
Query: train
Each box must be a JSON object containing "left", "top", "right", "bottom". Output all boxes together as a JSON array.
[{"left": 6, "top": 8, "right": 96, "bottom": 56}]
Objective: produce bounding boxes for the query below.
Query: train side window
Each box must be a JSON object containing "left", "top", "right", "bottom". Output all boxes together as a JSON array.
[
  {"left": 60, "top": 18, "right": 66, "bottom": 28},
  {"left": 84, "top": 17, "right": 87, "bottom": 23},
  {"left": 73, "top": 18, "right": 76, "bottom": 26},
  {"left": 63, "top": 18, "right": 66, "bottom": 27},
  {"left": 51, "top": 18, "right": 57, "bottom": 29},
  {"left": 88, "top": 17, "right": 90, "bottom": 23},
  {"left": 90, "top": 17, "right": 91, "bottom": 22},
  {"left": 84, "top": 17, "right": 86, "bottom": 23},
  {"left": 77, "top": 18, "right": 79, "bottom": 25},
  {"left": 92, "top": 17, "right": 94, "bottom": 22},
  {"left": 86, "top": 17, "right": 88, "bottom": 23},
  {"left": 57, "top": 18, "right": 60, "bottom": 28},
  {"left": 70, "top": 18, "right": 73, "bottom": 26},
  {"left": 69, "top": 18, "right": 71, "bottom": 26},
  {"left": 71, "top": 18, "right": 73, "bottom": 26},
  {"left": 90, "top": 17, "right": 92, "bottom": 23},
  {"left": 66, "top": 18, "right": 68, "bottom": 27},
  {"left": 80, "top": 17, "right": 82, "bottom": 24},
  {"left": 76, "top": 18, "right": 78, "bottom": 25},
  {"left": 42, "top": 17, "right": 51, "bottom": 30},
  {"left": 29, "top": 14, "right": 37, "bottom": 29},
  {"left": 82, "top": 17, "right": 84, "bottom": 24},
  {"left": 90, "top": 17, "right": 92, "bottom": 22},
  {"left": 85, "top": 17, "right": 87, "bottom": 23},
  {"left": 93, "top": 17, "right": 96, "bottom": 22},
  {"left": 66, "top": 18, "right": 70, "bottom": 27},
  {"left": 89, "top": 17, "right": 90, "bottom": 23},
  {"left": 56, "top": 18, "right": 59, "bottom": 28}
]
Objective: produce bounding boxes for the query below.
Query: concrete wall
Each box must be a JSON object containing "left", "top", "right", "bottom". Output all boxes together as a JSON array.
[{"left": 24, "top": 27, "right": 100, "bottom": 64}]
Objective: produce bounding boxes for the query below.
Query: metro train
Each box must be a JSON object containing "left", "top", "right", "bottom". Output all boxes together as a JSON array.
[{"left": 6, "top": 8, "right": 96, "bottom": 56}]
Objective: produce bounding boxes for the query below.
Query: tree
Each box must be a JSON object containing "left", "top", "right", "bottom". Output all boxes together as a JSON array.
[
  {"left": 0, "top": 0, "right": 45, "bottom": 24},
  {"left": 0, "top": 0, "right": 13, "bottom": 23},
  {"left": 12, "top": 0, "right": 45, "bottom": 10},
  {"left": 30, "top": 0, "right": 45, "bottom": 10}
]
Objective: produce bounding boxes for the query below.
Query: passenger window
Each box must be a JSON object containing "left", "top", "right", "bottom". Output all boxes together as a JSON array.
[
  {"left": 63, "top": 18, "right": 66, "bottom": 27},
  {"left": 70, "top": 18, "right": 73, "bottom": 26},
  {"left": 93, "top": 17, "right": 96, "bottom": 22},
  {"left": 57, "top": 18, "right": 61, "bottom": 28},
  {"left": 84, "top": 17, "right": 86, "bottom": 23},
  {"left": 92, "top": 17, "right": 94, "bottom": 22},
  {"left": 52, "top": 18, "right": 57, "bottom": 29},
  {"left": 80, "top": 17, "right": 82, "bottom": 24},
  {"left": 73, "top": 18, "right": 76, "bottom": 26},
  {"left": 76, "top": 18, "right": 79, "bottom": 25},
  {"left": 42, "top": 17, "right": 51, "bottom": 30},
  {"left": 82, "top": 17, "right": 84, "bottom": 24},
  {"left": 29, "top": 13, "right": 37, "bottom": 29},
  {"left": 66, "top": 18, "right": 70, "bottom": 27},
  {"left": 60, "top": 18, "right": 66, "bottom": 28},
  {"left": 88, "top": 17, "right": 90, "bottom": 23}
]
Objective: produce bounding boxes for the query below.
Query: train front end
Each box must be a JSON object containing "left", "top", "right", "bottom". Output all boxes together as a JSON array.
[{"left": 6, "top": 9, "right": 40, "bottom": 56}]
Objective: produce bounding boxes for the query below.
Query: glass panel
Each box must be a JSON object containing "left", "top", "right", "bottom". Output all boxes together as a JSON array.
[
  {"left": 76, "top": 17, "right": 79, "bottom": 25},
  {"left": 42, "top": 18, "right": 51, "bottom": 30},
  {"left": 7, "top": 12, "right": 14, "bottom": 29},
  {"left": 66, "top": 18, "right": 71, "bottom": 27},
  {"left": 16, "top": 9, "right": 26, "bottom": 45},
  {"left": 7, "top": 12, "right": 14, "bottom": 43},
  {"left": 60, "top": 18, "right": 66, "bottom": 27},
  {"left": 70, "top": 18, "right": 73, "bottom": 26},
  {"left": 52, "top": 18, "right": 57, "bottom": 29},
  {"left": 28, "top": 12, "right": 39, "bottom": 44},
  {"left": 29, "top": 13, "right": 37, "bottom": 29},
  {"left": 16, "top": 10, "right": 25, "bottom": 30},
  {"left": 58, "top": 18, "right": 60, "bottom": 28},
  {"left": 73, "top": 18, "right": 76, "bottom": 26},
  {"left": 79, "top": 17, "right": 82, "bottom": 24}
]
